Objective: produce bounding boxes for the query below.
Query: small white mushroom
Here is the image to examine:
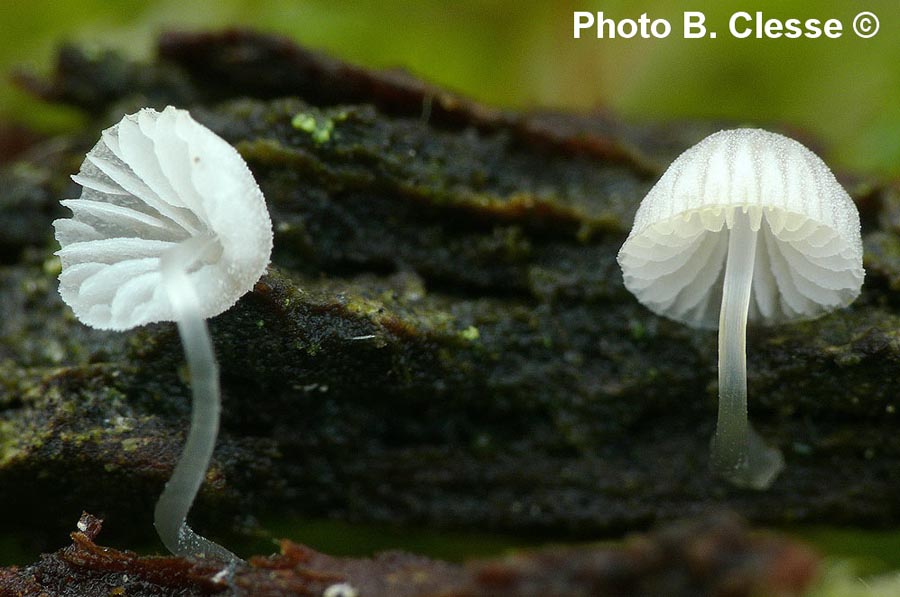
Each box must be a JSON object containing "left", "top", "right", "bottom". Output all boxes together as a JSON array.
[
  {"left": 54, "top": 106, "right": 273, "bottom": 559},
  {"left": 617, "top": 129, "right": 864, "bottom": 489}
]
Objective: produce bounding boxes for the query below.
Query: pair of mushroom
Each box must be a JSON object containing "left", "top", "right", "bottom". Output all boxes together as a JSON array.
[{"left": 53, "top": 110, "right": 863, "bottom": 562}]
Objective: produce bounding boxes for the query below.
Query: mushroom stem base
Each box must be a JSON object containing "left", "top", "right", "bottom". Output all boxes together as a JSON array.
[{"left": 711, "top": 211, "right": 785, "bottom": 490}]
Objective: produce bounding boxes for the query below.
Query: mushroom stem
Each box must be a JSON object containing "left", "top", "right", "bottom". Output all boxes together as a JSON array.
[
  {"left": 711, "top": 211, "right": 784, "bottom": 489},
  {"left": 155, "top": 240, "right": 239, "bottom": 562}
]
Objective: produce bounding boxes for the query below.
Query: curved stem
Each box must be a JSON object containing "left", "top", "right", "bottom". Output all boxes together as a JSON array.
[
  {"left": 155, "top": 240, "right": 239, "bottom": 561},
  {"left": 710, "top": 211, "right": 784, "bottom": 490}
]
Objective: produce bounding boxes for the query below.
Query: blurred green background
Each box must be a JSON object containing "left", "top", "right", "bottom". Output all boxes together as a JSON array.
[{"left": 1, "top": 0, "right": 898, "bottom": 176}]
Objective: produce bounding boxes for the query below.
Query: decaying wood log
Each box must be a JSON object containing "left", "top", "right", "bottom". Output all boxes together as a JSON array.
[{"left": 0, "top": 29, "right": 898, "bottom": 564}]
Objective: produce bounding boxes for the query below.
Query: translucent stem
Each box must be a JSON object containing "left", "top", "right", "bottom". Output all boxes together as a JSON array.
[
  {"left": 710, "top": 211, "right": 784, "bottom": 490},
  {"left": 156, "top": 239, "right": 239, "bottom": 561}
]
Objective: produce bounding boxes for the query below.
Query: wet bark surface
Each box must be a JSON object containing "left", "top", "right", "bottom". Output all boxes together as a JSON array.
[{"left": 0, "top": 29, "right": 899, "bottom": 567}]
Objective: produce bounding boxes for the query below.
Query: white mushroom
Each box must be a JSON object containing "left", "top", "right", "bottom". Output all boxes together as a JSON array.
[
  {"left": 617, "top": 129, "right": 864, "bottom": 489},
  {"left": 54, "top": 106, "right": 273, "bottom": 559}
]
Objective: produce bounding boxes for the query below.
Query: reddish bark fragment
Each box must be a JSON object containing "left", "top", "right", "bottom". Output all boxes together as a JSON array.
[{"left": 0, "top": 512, "right": 817, "bottom": 597}]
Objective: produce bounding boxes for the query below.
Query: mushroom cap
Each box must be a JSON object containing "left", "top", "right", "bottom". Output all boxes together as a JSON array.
[
  {"left": 53, "top": 106, "right": 273, "bottom": 331},
  {"left": 617, "top": 128, "right": 864, "bottom": 329}
]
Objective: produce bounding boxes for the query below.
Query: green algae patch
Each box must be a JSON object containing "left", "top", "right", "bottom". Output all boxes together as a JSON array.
[
  {"left": 120, "top": 437, "right": 144, "bottom": 453},
  {"left": 0, "top": 419, "right": 41, "bottom": 467},
  {"left": 291, "top": 108, "right": 350, "bottom": 144},
  {"left": 460, "top": 325, "right": 480, "bottom": 341}
]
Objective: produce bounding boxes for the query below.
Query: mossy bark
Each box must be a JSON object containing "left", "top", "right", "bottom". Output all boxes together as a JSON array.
[{"left": 1, "top": 30, "right": 899, "bottom": 554}]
